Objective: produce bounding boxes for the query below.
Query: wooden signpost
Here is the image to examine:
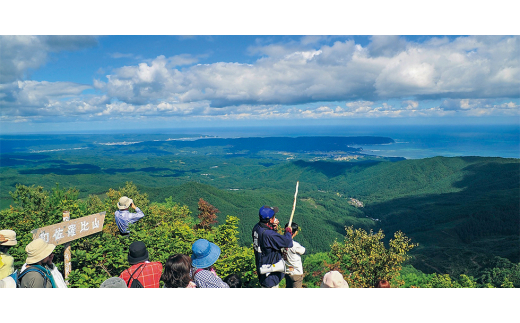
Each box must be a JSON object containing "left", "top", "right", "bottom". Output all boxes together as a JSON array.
[{"left": 31, "top": 211, "right": 106, "bottom": 283}]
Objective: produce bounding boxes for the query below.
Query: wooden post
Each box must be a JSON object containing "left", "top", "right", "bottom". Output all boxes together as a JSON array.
[{"left": 62, "top": 210, "right": 71, "bottom": 285}]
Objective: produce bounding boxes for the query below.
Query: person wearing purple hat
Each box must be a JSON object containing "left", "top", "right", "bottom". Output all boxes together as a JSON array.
[
  {"left": 252, "top": 205, "right": 293, "bottom": 288},
  {"left": 190, "top": 239, "right": 229, "bottom": 288}
]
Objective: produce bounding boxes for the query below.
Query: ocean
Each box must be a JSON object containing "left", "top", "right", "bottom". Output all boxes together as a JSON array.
[{"left": 0, "top": 124, "right": 519, "bottom": 160}]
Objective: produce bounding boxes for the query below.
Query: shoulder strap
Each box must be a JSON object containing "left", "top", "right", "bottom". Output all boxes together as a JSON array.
[
  {"left": 126, "top": 264, "right": 145, "bottom": 287},
  {"left": 18, "top": 267, "right": 49, "bottom": 288}
]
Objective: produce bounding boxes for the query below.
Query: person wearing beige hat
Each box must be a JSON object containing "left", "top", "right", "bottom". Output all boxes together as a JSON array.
[
  {"left": 0, "top": 230, "right": 18, "bottom": 281},
  {"left": 115, "top": 196, "right": 145, "bottom": 235},
  {"left": 18, "top": 238, "right": 58, "bottom": 288},
  {"left": 320, "top": 271, "right": 350, "bottom": 288}
]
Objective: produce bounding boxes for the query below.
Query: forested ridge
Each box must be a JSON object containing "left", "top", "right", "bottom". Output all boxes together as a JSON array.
[{"left": 1, "top": 155, "right": 519, "bottom": 287}]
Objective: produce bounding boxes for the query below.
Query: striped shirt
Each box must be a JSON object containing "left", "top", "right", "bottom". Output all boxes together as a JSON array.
[
  {"left": 114, "top": 207, "right": 145, "bottom": 234},
  {"left": 191, "top": 267, "right": 229, "bottom": 288}
]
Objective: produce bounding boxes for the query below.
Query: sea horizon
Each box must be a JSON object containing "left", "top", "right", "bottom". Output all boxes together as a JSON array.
[{"left": 1, "top": 123, "right": 519, "bottom": 160}]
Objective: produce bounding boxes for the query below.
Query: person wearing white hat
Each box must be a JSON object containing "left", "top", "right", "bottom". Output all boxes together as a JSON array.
[
  {"left": 320, "top": 271, "right": 350, "bottom": 288},
  {"left": 114, "top": 196, "right": 145, "bottom": 235},
  {"left": 18, "top": 238, "right": 58, "bottom": 288}
]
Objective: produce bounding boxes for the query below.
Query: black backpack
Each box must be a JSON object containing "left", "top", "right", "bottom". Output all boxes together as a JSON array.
[{"left": 126, "top": 264, "right": 145, "bottom": 288}]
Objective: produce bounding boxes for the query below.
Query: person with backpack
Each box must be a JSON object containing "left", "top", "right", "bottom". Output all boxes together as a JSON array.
[
  {"left": 252, "top": 205, "right": 293, "bottom": 288},
  {"left": 190, "top": 239, "right": 229, "bottom": 288},
  {"left": 119, "top": 241, "right": 162, "bottom": 288},
  {"left": 18, "top": 238, "right": 58, "bottom": 288}
]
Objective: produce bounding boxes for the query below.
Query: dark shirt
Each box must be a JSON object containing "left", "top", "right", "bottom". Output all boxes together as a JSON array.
[{"left": 252, "top": 222, "right": 293, "bottom": 287}]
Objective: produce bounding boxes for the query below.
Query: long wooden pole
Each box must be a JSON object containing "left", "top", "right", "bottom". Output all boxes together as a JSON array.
[
  {"left": 288, "top": 181, "right": 299, "bottom": 228},
  {"left": 62, "top": 211, "right": 71, "bottom": 285}
]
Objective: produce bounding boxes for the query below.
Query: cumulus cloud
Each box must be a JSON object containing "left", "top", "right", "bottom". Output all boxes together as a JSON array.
[
  {"left": 1, "top": 35, "right": 519, "bottom": 124},
  {"left": 101, "top": 35, "right": 519, "bottom": 110},
  {"left": 0, "top": 35, "right": 98, "bottom": 83}
]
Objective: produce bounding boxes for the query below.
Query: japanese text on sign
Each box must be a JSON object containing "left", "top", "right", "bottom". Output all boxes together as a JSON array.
[{"left": 31, "top": 212, "right": 106, "bottom": 245}]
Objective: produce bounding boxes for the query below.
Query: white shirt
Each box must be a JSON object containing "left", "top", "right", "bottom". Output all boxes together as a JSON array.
[{"left": 284, "top": 240, "right": 305, "bottom": 275}]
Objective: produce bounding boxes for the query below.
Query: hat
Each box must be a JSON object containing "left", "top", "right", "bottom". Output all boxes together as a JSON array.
[
  {"left": 259, "top": 205, "right": 279, "bottom": 219},
  {"left": 128, "top": 241, "right": 149, "bottom": 264},
  {"left": 191, "top": 239, "right": 221, "bottom": 269},
  {"left": 320, "top": 271, "right": 349, "bottom": 288},
  {"left": 100, "top": 277, "right": 128, "bottom": 288},
  {"left": 117, "top": 196, "right": 133, "bottom": 210},
  {"left": 0, "top": 230, "right": 17, "bottom": 246},
  {"left": 25, "top": 238, "right": 56, "bottom": 264}
]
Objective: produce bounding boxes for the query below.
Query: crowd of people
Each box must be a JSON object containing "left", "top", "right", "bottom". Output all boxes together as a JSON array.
[{"left": 1, "top": 196, "right": 391, "bottom": 288}]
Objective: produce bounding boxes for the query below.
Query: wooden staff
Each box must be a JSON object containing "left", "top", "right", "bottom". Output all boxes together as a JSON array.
[{"left": 288, "top": 181, "right": 299, "bottom": 228}]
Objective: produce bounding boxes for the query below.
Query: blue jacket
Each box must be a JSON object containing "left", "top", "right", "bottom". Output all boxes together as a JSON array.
[{"left": 252, "top": 222, "right": 293, "bottom": 287}]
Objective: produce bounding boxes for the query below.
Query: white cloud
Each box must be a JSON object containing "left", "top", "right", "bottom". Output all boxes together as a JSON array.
[
  {"left": 102, "top": 36, "right": 519, "bottom": 110},
  {"left": 1, "top": 35, "right": 518, "bottom": 124},
  {"left": 0, "top": 35, "right": 97, "bottom": 83}
]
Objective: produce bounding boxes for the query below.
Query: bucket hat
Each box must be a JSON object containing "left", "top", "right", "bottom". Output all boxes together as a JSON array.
[
  {"left": 191, "top": 239, "right": 221, "bottom": 269},
  {"left": 259, "top": 205, "right": 278, "bottom": 219},
  {"left": 117, "top": 196, "right": 133, "bottom": 210},
  {"left": 0, "top": 230, "right": 17, "bottom": 246},
  {"left": 320, "top": 271, "right": 349, "bottom": 288},
  {"left": 100, "top": 277, "right": 128, "bottom": 288},
  {"left": 25, "top": 238, "right": 56, "bottom": 264},
  {"left": 128, "top": 241, "right": 149, "bottom": 264}
]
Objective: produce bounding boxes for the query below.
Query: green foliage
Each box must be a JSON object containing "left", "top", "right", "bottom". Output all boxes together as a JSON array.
[
  {"left": 329, "top": 226, "right": 417, "bottom": 288},
  {"left": 302, "top": 252, "right": 332, "bottom": 288},
  {"left": 478, "top": 257, "right": 520, "bottom": 288},
  {"left": 0, "top": 183, "right": 257, "bottom": 287}
]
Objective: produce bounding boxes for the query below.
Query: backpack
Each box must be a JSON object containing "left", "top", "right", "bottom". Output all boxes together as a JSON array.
[
  {"left": 126, "top": 264, "right": 146, "bottom": 288},
  {"left": 17, "top": 266, "right": 49, "bottom": 288}
]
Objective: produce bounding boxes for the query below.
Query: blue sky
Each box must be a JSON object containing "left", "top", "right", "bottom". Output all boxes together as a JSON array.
[{"left": 1, "top": 3, "right": 519, "bottom": 134}]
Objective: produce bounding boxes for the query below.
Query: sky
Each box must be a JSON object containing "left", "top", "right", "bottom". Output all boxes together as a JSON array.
[{"left": 1, "top": 2, "right": 519, "bottom": 134}]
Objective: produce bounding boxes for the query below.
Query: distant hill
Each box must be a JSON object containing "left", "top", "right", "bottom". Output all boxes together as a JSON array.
[{"left": 143, "top": 156, "right": 519, "bottom": 277}]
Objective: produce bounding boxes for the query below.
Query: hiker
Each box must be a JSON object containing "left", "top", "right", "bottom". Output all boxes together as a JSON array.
[
  {"left": 0, "top": 230, "right": 17, "bottom": 280},
  {"left": 223, "top": 273, "right": 242, "bottom": 288},
  {"left": 375, "top": 279, "right": 390, "bottom": 288},
  {"left": 320, "top": 271, "right": 349, "bottom": 288},
  {"left": 100, "top": 277, "right": 128, "bottom": 288},
  {"left": 120, "top": 241, "right": 163, "bottom": 288},
  {"left": 252, "top": 205, "right": 293, "bottom": 288},
  {"left": 190, "top": 239, "right": 229, "bottom": 288},
  {"left": 18, "top": 239, "right": 57, "bottom": 288},
  {"left": 282, "top": 222, "right": 305, "bottom": 288},
  {"left": 161, "top": 254, "right": 196, "bottom": 288},
  {"left": 0, "top": 230, "right": 18, "bottom": 288},
  {"left": 115, "top": 196, "right": 145, "bottom": 235}
]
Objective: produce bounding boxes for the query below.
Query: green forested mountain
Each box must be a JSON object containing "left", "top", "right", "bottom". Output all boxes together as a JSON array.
[
  {"left": 139, "top": 156, "right": 519, "bottom": 278},
  {"left": 1, "top": 135, "right": 518, "bottom": 281}
]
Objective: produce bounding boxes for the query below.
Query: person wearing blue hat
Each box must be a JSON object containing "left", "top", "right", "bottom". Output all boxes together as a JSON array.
[
  {"left": 190, "top": 239, "right": 229, "bottom": 288},
  {"left": 252, "top": 205, "right": 293, "bottom": 288}
]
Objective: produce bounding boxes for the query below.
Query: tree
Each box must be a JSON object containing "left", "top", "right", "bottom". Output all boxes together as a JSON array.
[
  {"left": 1, "top": 183, "right": 258, "bottom": 287},
  {"left": 194, "top": 198, "right": 219, "bottom": 230},
  {"left": 328, "top": 226, "right": 417, "bottom": 288}
]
